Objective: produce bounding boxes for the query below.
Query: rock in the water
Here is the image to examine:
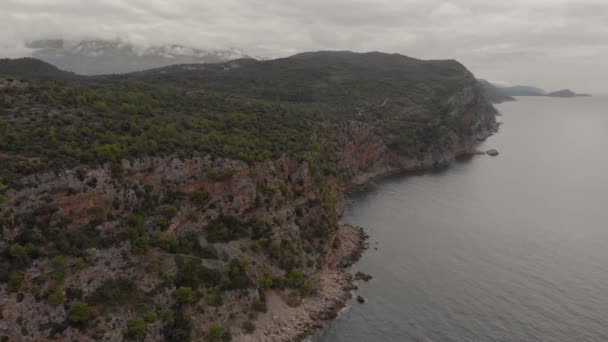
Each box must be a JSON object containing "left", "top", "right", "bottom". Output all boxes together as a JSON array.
[
  {"left": 486, "top": 149, "right": 499, "bottom": 156},
  {"left": 355, "top": 271, "right": 373, "bottom": 281},
  {"left": 356, "top": 295, "right": 366, "bottom": 303}
]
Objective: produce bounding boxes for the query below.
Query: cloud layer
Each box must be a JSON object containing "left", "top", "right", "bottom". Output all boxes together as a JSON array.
[{"left": 1, "top": 0, "right": 607, "bottom": 91}]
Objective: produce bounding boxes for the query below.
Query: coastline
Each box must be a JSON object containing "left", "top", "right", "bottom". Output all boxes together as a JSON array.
[
  {"left": 237, "top": 224, "right": 369, "bottom": 341},
  {"left": 238, "top": 123, "right": 499, "bottom": 342}
]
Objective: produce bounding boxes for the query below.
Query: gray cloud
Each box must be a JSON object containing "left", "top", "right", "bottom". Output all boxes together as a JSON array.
[{"left": 0, "top": 0, "right": 606, "bottom": 92}]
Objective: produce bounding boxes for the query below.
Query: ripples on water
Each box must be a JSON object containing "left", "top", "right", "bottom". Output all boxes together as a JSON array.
[{"left": 313, "top": 97, "right": 608, "bottom": 342}]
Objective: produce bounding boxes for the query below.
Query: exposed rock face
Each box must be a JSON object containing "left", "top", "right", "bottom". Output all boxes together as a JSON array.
[{"left": 335, "top": 77, "right": 498, "bottom": 188}]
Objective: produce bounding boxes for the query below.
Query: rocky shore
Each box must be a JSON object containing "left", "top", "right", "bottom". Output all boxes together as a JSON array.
[
  {"left": 235, "top": 224, "right": 368, "bottom": 342},
  {"left": 242, "top": 118, "right": 500, "bottom": 342}
]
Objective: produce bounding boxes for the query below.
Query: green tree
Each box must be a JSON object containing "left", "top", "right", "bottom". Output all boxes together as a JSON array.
[
  {"left": 256, "top": 273, "right": 273, "bottom": 291},
  {"left": 208, "top": 324, "right": 231, "bottom": 341},
  {"left": 127, "top": 318, "right": 146, "bottom": 340},
  {"left": 144, "top": 311, "right": 157, "bottom": 323},
  {"left": 6, "top": 272, "right": 24, "bottom": 292},
  {"left": 73, "top": 257, "right": 87, "bottom": 271},
  {"left": 95, "top": 143, "right": 124, "bottom": 162},
  {"left": 51, "top": 255, "right": 68, "bottom": 281},
  {"left": 92, "top": 101, "right": 108, "bottom": 112},
  {"left": 173, "top": 287, "right": 195, "bottom": 304},
  {"left": 10, "top": 243, "right": 27, "bottom": 260},
  {"left": 2, "top": 95, "right": 13, "bottom": 107},
  {"left": 68, "top": 302, "right": 92, "bottom": 323},
  {"left": 164, "top": 206, "right": 178, "bottom": 219},
  {"left": 132, "top": 237, "right": 149, "bottom": 255},
  {"left": 48, "top": 286, "right": 65, "bottom": 306},
  {"left": 191, "top": 189, "right": 210, "bottom": 205}
]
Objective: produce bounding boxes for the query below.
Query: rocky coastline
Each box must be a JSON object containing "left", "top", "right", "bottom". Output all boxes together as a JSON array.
[
  {"left": 245, "top": 120, "right": 499, "bottom": 342},
  {"left": 0, "top": 52, "right": 500, "bottom": 341}
]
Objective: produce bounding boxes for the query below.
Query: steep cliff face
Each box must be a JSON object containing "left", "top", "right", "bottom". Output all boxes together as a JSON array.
[{"left": 335, "top": 76, "right": 498, "bottom": 187}]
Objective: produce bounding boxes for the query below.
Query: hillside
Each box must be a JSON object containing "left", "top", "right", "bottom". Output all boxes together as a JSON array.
[
  {"left": 546, "top": 89, "right": 576, "bottom": 98},
  {"left": 478, "top": 79, "right": 516, "bottom": 104},
  {"left": 0, "top": 57, "right": 75, "bottom": 79},
  {"left": 0, "top": 52, "right": 497, "bottom": 341},
  {"left": 499, "top": 85, "right": 547, "bottom": 96}
]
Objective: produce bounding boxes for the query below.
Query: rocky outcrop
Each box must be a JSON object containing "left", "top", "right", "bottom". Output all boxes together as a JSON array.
[{"left": 486, "top": 149, "right": 499, "bottom": 156}]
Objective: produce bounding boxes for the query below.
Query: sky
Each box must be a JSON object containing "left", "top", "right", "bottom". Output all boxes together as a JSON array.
[{"left": 1, "top": 0, "right": 607, "bottom": 92}]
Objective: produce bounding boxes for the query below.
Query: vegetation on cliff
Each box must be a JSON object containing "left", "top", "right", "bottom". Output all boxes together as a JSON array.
[{"left": 0, "top": 51, "right": 496, "bottom": 340}]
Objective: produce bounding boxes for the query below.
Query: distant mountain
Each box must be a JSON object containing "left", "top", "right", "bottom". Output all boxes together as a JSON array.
[
  {"left": 478, "top": 79, "right": 515, "bottom": 104},
  {"left": 0, "top": 57, "right": 74, "bottom": 79},
  {"left": 498, "top": 85, "right": 547, "bottom": 97},
  {"left": 26, "top": 39, "right": 258, "bottom": 75},
  {"left": 546, "top": 89, "right": 577, "bottom": 98}
]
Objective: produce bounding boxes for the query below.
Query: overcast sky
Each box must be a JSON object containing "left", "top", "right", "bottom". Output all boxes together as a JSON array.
[{"left": 1, "top": 0, "right": 607, "bottom": 92}]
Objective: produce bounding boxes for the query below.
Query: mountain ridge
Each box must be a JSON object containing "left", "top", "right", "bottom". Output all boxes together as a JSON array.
[{"left": 25, "top": 39, "right": 258, "bottom": 75}]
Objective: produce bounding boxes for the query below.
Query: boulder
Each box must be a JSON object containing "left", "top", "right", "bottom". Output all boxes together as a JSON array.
[
  {"left": 354, "top": 272, "right": 373, "bottom": 282},
  {"left": 356, "top": 295, "right": 366, "bottom": 303},
  {"left": 486, "top": 149, "right": 499, "bottom": 156}
]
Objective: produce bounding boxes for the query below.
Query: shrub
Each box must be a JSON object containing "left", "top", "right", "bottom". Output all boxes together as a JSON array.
[
  {"left": 87, "top": 278, "right": 146, "bottom": 309},
  {"left": 6, "top": 272, "right": 24, "bottom": 292},
  {"left": 92, "top": 101, "right": 108, "bottom": 112},
  {"left": 285, "top": 269, "right": 304, "bottom": 288},
  {"left": 10, "top": 243, "right": 27, "bottom": 257},
  {"left": 160, "top": 310, "right": 174, "bottom": 323},
  {"left": 2, "top": 95, "right": 12, "bottom": 107},
  {"left": 205, "top": 216, "right": 249, "bottom": 243},
  {"left": 48, "top": 286, "right": 65, "bottom": 306},
  {"left": 255, "top": 273, "right": 273, "bottom": 291},
  {"left": 250, "top": 240, "right": 262, "bottom": 253},
  {"left": 173, "top": 287, "right": 196, "bottom": 304},
  {"left": 301, "top": 281, "right": 315, "bottom": 297},
  {"left": 132, "top": 237, "right": 149, "bottom": 255},
  {"left": 205, "top": 291, "right": 223, "bottom": 307},
  {"left": 154, "top": 234, "right": 178, "bottom": 253},
  {"left": 191, "top": 189, "right": 210, "bottom": 205},
  {"left": 242, "top": 321, "right": 255, "bottom": 334},
  {"left": 226, "top": 259, "right": 252, "bottom": 290},
  {"left": 208, "top": 324, "right": 231, "bottom": 341},
  {"left": 144, "top": 311, "right": 157, "bottom": 323},
  {"left": 126, "top": 318, "right": 146, "bottom": 340},
  {"left": 51, "top": 255, "right": 68, "bottom": 280},
  {"left": 95, "top": 143, "right": 124, "bottom": 162},
  {"left": 73, "top": 257, "right": 86, "bottom": 271},
  {"left": 286, "top": 290, "right": 301, "bottom": 307},
  {"left": 174, "top": 256, "right": 222, "bottom": 290},
  {"left": 68, "top": 302, "right": 92, "bottom": 323},
  {"left": 252, "top": 298, "right": 266, "bottom": 312},
  {"left": 164, "top": 206, "right": 178, "bottom": 219}
]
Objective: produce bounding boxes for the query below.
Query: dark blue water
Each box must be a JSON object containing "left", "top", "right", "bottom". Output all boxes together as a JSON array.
[{"left": 314, "top": 96, "right": 608, "bottom": 342}]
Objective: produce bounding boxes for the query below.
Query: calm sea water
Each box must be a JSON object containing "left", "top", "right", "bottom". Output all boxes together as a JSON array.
[{"left": 313, "top": 96, "right": 608, "bottom": 342}]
